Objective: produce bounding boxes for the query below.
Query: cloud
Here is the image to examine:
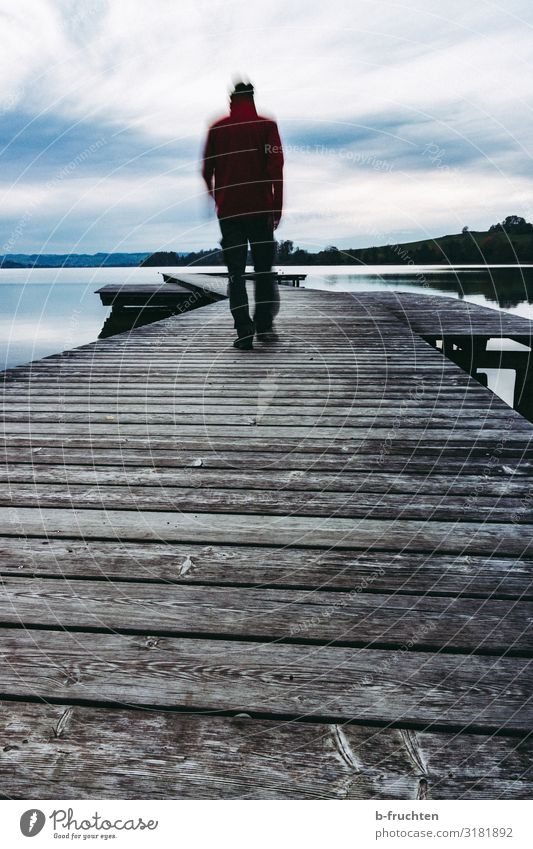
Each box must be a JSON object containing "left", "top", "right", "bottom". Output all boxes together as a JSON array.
[{"left": 0, "top": 0, "right": 532, "bottom": 251}]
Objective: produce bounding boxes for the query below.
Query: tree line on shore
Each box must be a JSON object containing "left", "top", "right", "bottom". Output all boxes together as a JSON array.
[
  {"left": 140, "top": 215, "right": 533, "bottom": 267},
  {"left": 3, "top": 215, "right": 531, "bottom": 270}
]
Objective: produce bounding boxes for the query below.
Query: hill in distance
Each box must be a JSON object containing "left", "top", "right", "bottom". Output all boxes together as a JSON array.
[
  {"left": 0, "top": 252, "right": 151, "bottom": 269},
  {"left": 3, "top": 215, "right": 533, "bottom": 269},
  {"left": 141, "top": 216, "right": 533, "bottom": 267},
  {"left": 341, "top": 215, "right": 533, "bottom": 266}
]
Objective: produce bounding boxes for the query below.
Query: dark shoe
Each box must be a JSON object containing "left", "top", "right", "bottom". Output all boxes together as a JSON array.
[
  {"left": 255, "top": 325, "right": 279, "bottom": 345},
  {"left": 233, "top": 336, "right": 254, "bottom": 350},
  {"left": 233, "top": 323, "right": 254, "bottom": 350}
]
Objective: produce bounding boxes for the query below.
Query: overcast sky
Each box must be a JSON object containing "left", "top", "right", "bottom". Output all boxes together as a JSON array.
[{"left": 1, "top": 0, "right": 533, "bottom": 254}]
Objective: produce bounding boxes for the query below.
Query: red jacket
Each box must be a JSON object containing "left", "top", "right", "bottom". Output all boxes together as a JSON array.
[{"left": 202, "top": 99, "right": 284, "bottom": 221}]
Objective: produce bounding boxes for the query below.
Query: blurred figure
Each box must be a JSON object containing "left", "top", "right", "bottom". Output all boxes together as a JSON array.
[{"left": 202, "top": 81, "right": 284, "bottom": 349}]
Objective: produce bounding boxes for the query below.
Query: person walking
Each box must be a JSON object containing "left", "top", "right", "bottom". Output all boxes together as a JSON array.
[{"left": 202, "top": 81, "right": 284, "bottom": 349}]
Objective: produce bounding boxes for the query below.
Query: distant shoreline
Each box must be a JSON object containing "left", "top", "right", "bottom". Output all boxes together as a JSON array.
[
  {"left": 4, "top": 216, "right": 533, "bottom": 268},
  {"left": 3, "top": 262, "right": 533, "bottom": 271}
]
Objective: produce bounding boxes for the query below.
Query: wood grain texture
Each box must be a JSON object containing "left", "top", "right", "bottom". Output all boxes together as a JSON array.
[
  {"left": 0, "top": 628, "right": 530, "bottom": 729},
  {"left": 0, "top": 576, "right": 529, "bottom": 651},
  {"left": 1, "top": 702, "right": 530, "bottom": 799},
  {"left": 2, "top": 286, "right": 533, "bottom": 799},
  {"left": 2, "top": 464, "right": 532, "bottom": 495},
  {"left": 2, "top": 505, "right": 533, "bottom": 554},
  {"left": 1, "top": 537, "right": 531, "bottom": 597},
  {"left": 1, "top": 447, "right": 532, "bottom": 475},
  {"left": 2, "top": 482, "right": 532, "bottom": 523},
  {"left": 355, "top": 292, "right": 533, "bottom": 337}
]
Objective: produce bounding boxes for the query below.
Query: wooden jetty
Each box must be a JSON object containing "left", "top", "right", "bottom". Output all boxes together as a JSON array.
[
  {"left": 204, "top": 271, "right": 307, "bottom": 287},
  {"left": 0, "top": 280, "right": 532, "bottom": 799},
  {"left": 96, "top": 275, "right": 224, "bottom": 309},
  {"left": 96, "top": 271, "right": 306, "bottom": 312},
  {"left": 355, "top": 292, "right": 533, "bottom": 419},
  {"left": 95, "top": 275, "right": 226, "bottom": 339}
]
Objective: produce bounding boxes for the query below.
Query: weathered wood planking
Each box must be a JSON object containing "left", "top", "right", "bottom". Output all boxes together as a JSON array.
[
  {"left": 2, "top": 434, "right": 531, "bottom": 457},
  {"left": 1, "top": 702, "right": 531, "bottom": 800},
  {"left": 2, "top": 446, "right": 532, "bottom": 472},
  {"left": 0, "top": 576, "right": 530, "bottom": 652},
  {"left": 1, "top": 537, "right": 531, "bottom": 598},
  {"left": 1, "top": 284, "right": 533, "bottom": 799},
  {"left": 2, "top": 483, "right": 532, "bottom": 523},
  {"left": 0, "top": 628, "right": 530, "bottom": 729},
  {"left": 2, "top": 506, "right": 533, "bottom": 554},
  {"left": 353, "top": 292, "right": 533, "bottom": 339},
  {"left": 3, "top": 465, "right": 533, "bottom": 496},
  {"left": 95, "top": 273, "right": 228, "bottom": 308},
  {"left": 96, "top": 280, "right": 197, "bottom": 307},
  {"left": 1, "top": 409, "right": 525, "bottom": 430}
]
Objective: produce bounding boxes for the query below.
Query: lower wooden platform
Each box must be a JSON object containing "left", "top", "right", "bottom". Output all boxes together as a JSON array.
[{"left": 0, "top": 285, "right": 532, "bottom": 799}]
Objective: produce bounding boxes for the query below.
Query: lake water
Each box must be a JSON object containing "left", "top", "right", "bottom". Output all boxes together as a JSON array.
[{"left": 1, "top": 264, "right": 533, "bottom": 407}]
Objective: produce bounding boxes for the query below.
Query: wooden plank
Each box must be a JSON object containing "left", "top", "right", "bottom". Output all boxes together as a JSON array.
[
  {"left": 1, "top": 399, "right": 518, "bottom": 417},
  {"left": 0, "top": 576, "right": 529, "bottom": 652},
  {"left": 0, "top": 372, "right": 491, "bottom": 384},
  {"left": 1, "top": 537, "right": 530, "bottom": 598},
  {"left": 354, "top": 292, "right": 533, "bottom": 337},
  {"left": 3, "top": 446, "right": 531, "bottom": 474},
  {"left": 1, "top": 506, "right": 532, "bottom": 555},
  {"left": 0, "top": 628, "right": 529, "bottom": 729},
  {"left": 0, "top": 378, "right": 508, "bottom": 391},
  {"left": 16, "top": 359, "right": 494, "bottom": 370},
  {"left": 35, "top": 353, "right": 460, "bottom": 363},
  {"left": 2, "top": 422, "right": 530, "bottom": 442},
  {"left": 1, "top": 701, "right": 530, "bottom": 799},
  {"left": 2, "top": 482, "right": 531, "bottom": 523},
  {"left": 0, "top": 379, "right": 495, "bottom": 391},
  {"left": 163, "top": 272, "right": 228, "bottom": 299},
  {"left": 95, "top": 281, "right": 197, "bottom": 307},
  {"left": 2, "top": 465, "right": 533, "bottom": 496},
  {"left": 0, "top": 410, "right": 523, "bottom": 431},
  {"left": 2, "top": 434, "right": 531, "bottom": 458},
  {"left": 0, "top": 393, "right": 509, "bottom": 409}
]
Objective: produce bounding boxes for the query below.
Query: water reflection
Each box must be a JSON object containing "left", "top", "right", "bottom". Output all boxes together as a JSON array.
[
  {"left": 308, "top": 266, "right": 533, "bottom": 316},
  {"left": 99, "top": 306, "right": 180, "bottom": 338},
  {"left": 415, "top": 267, "right": 533, "bottom": 310}
]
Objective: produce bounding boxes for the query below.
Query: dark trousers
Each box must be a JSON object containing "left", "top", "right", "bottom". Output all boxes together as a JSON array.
[{"left": 219, "top": 214, "right": 279, "bottom": 333}]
